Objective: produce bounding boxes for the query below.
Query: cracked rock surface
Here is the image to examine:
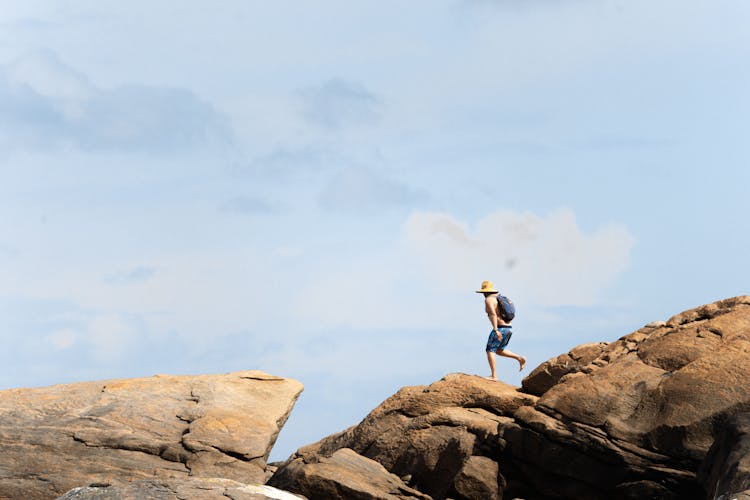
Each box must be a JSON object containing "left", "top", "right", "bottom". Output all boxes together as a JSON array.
[
  {"left": 699, "top": 413, "right": 750, "bottom": 500},
  {"left": 270, "top": 296, "right": 750, "bottom": 500},
  {"left": 269, "top": 374, "right": 534, "bottom": 499},
  {"left": 0, "top": 370, "right": 302, "bottom": 500}
]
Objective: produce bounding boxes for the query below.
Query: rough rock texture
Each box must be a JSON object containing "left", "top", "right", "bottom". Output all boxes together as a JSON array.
[
  {"left": 57, "top": 478, "right": 305, "bottom": 500},
  {"left": 503, "top": 296, "right": 750, "bottom": 499},
  {"left": 271, "top": 296, "right": 750, "bottom": 500},
  {"left": 270, "top": 448, "right": 430, "bottom": 500},
  {"left": 452, "top": 455, "right": 501, "bottom": 500},
  {"left": 699, "top": 413, "right": 750, "bottom": 500},
  {"left": 522, "top": 341, "right": 608, "bottom": 396},
  {"left": 270, "top": 374, "right": 535, "bottom": 499},
  {"left": 0, "top": 370, "right": 303, "bottom": 500}
]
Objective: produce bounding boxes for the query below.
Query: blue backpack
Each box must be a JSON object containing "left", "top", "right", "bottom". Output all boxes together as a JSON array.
[{"left": 497, "top": 295, "right": 516, "bottom": 322}]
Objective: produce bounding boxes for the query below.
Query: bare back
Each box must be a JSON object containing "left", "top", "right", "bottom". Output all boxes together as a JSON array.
[{"left": 484, "top": 294, "right": 510, "bottom": 328}]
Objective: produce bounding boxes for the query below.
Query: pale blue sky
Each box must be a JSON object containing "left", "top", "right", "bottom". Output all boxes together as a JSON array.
[{"left": 0, "top": 1, "right": 748, "bottom": 460}]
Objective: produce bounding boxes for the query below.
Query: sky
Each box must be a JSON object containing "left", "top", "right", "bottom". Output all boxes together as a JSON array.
[{"left": 0, "top": 1, "right": 748, "bottom": 462}]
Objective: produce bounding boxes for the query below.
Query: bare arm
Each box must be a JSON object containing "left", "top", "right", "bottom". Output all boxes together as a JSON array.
[
  {"left": 485, "top": 295, "right": 509, "bottom": 330},
  {"left": 485, "top": 296, "right": 499, "bottom": 331}
]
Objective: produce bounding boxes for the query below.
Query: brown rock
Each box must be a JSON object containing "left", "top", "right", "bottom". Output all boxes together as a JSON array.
[
  {"left": 56, "top": 477, "right": 306, "bottom": 499},
  {"left": 0, "top": 370, "right": 303, "bottom": 500},
  {"left": 535, "top": 296, "right": 750, "bottom": 459},
  {"left": 699, "top": 413, "right": 750, "bottom": 500},
  {"left": 271, "top": 296, "right": 750, "bottom": 500},
  {"left": 522, "top": 342, "right": 608, "bottom": 396},
  {"left": 451, "top": 455, "right": 501, "bottom": 500},
  {"left": 503, "top": 295, "right": 750, "bottom": 498},
  {"left": 269, "top": 448, "right": 430, "bottom": 500},
  {"left": 272, "top": 374, "right": 534, "bottom": 499}
]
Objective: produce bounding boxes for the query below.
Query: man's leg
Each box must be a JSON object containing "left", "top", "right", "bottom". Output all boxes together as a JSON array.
[
  {"left": 496, "top": 349, "right": 527, "bottom": 371},
  {"left": 486, "top": 350, "right": 497, "bottom": 380}
]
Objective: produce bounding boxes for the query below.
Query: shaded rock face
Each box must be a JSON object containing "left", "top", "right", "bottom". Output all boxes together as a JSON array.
[
  {"left": 57, "top": 478, "right": 306, "bottom": 500},
  {"left": 270, "top": 448, "right": 430, "bottom": 500},
  {"left": 0, "top": 370, "right": 303, "bottom": 500},
  {"left": 699, "top": 413, "right": 750, "bottom": 500},
  {"left": 271, "top": 296, "right": 750, "bottom": 500},
  {"left": 270, "top": 374, "right": 534, "bottom": 499}
]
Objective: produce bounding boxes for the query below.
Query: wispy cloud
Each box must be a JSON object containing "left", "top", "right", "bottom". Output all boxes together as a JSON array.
[
  {"left": 104, "top": 266, "right": 157, "bottom": 285},
  {"left": 221, "top": 195, "right": 278, "bottom": 215},
  {"left": 0, "top": 50, "right": 231, "bottom": 153},
  {"left": 405, "top": 208, "right": 635, "bottom": 307},
  {"left": 232, "top": 146, "right": 341, "bottom": 180},
  {"left": 0, "top": 243, "right": 19, "bottom": 258},
  {"left": 318, "top": 166, "right": 428, "bottom": 213},
  {"left": 573, "top": 134, "right": 671, "bottom": 151},
  {"left": 298, "top": 78, "right": 383, "bottom": 129},
  {"left": 296, "top": 207, "right": 635, "bottom": 331}
]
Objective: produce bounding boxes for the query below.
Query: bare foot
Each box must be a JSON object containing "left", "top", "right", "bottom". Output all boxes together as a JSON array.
[
  {"left": 485, "top": 376, "right": 498, "bottom": 381},
  {"left": 518, "top": 356, "right": 527, "bottom": 372}
]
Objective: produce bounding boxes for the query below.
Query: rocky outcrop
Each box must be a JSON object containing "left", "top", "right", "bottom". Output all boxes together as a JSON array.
[
  {"left": 270, "top": 448, "right": 430, "bottom": 500},
  {"left": 57, "top": 478, "right": 305, "bottom": 500},
  {"left": 270, "top": 374, "right": 536, "bottom": 499},
  {"left": 699, "top": 413, "right": 750, "bottom": 500},
  {"left": 504, "top": 296, "right": 750, "bottom": 498},
  {"left": 271, "top": 296, "right": 750, "bottom": 499},
  {"left": 522, "top": 341, "right": 608, "bottom": 396},
  {"left": 0, "top": 370, "right": 303, "bottom": 500}
]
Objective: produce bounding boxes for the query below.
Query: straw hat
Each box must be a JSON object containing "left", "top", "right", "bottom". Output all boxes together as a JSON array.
[{"left": 475, "top": 281, "right": 498, "bottom": 293}]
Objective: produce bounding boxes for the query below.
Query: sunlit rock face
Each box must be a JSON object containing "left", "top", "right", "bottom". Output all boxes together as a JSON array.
[
  {"left": 0, "top": 370, "right": 303, "bottom": 500},
  {"left": 271, "top": 296, "right": 750, "bottom": 500}
]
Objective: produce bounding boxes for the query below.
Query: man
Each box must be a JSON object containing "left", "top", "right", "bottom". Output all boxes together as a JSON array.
[{"left": 476, "top": 280, "right": 526, "bottom": 380}]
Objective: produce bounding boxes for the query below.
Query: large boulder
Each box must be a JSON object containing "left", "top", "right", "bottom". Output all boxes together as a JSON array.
[
  {"left": 0, "top": 370, "right": 303, "bottom": 500},
  {"left": 503, "top": 295, "right": 750, "bottom": 499},
  {"left": 699, "top": 413, "right": 750, "bottom": 500},
  {"left": 451, "top": 455, "right": 502, "bottom": 500},
  {"left": 270, "top": 448, "right": 430, "bottom": 500},
  {"left": 271, "top": 296, "right": 750, "bottom": 500},
  {"left": 270, "top": 373, "right": 535, "bottom": 499}
]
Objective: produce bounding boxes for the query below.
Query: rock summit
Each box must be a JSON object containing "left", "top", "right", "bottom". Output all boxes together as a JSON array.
[{"left": 270, "top": 296, "right": 750, "bottom": 499}]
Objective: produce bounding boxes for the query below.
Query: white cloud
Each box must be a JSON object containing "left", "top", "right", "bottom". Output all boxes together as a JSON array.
[
  {"left": 405, "top": 208, "right": 635, "bottom": 306},
  {"left": 221, "top": 195, "right": 278, "bottom": 215},
  {"left": 318, "top": 166, "right": 427, "bottom": 213},
  {"left": 47, "top": 328, "right": 77, "bottom": 350},
  {"left": 104, "top": 266, "right": 157, "bottom": 285},
  {"left": 296, "top": 208, "right": 634, "bottom": 331},
  {"left": 298, "top": 78, "right": 382, "bottom": 129},
  {"left": 0, "top": 50, "right": 231, "bottom": 153},
  {"left": 235, "top": 146, "right": 341, "bottom": 180},
  {"left": 87, "top": 314, "right": 137, "bottom": 359},
  {"left": 7, "top": 49, "right": 92, "bottom": 101}
]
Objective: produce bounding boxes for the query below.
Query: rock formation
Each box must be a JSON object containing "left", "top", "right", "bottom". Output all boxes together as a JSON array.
[
  {"left": 0, "top": 370, "right": 302, "bottom": 500},
  {"left": 270, "top": 296, "right": 750, "bottom": 499},
  {"left": 269, "top": 374, "right": 535, "bottom": 499},
  {"left": 270, "top": 448, "right": 431, "bottom": 500},
  {"left": 699, "top": 413, "right": 750, "bottom": 500},
  {"left": 57, "top": 478, "right": 304, "bottom": 500}
]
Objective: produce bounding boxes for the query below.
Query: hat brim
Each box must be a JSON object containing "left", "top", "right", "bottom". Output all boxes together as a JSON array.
[{"left": 476, "top": 289, "right": 498, "bottom": 293}]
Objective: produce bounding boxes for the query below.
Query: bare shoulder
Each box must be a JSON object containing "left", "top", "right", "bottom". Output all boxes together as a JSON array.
[{"left": 484, "top": 295, "right": 496, "bottom": 311}]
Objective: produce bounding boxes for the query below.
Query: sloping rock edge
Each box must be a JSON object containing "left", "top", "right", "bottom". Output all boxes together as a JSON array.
[{"left": 270, "top": 296, "right": 750, "bottom": 500}]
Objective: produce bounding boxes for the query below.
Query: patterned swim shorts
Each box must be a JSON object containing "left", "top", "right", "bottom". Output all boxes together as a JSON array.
[{"left": 486, "top": 326, "right": 513, "bottom": 352}]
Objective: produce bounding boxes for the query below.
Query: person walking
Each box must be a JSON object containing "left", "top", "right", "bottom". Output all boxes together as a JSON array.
[{"left": 476, "top": 280, "right": 526, "bottom": 380}]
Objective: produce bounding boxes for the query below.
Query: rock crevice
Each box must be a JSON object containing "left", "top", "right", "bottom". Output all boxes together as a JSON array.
[
  {"left": 271, "top": 296, "right": 750, "bottom": 500},
  {"left": 0, "top": 370, "right": 302, "bottom": 500}
]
